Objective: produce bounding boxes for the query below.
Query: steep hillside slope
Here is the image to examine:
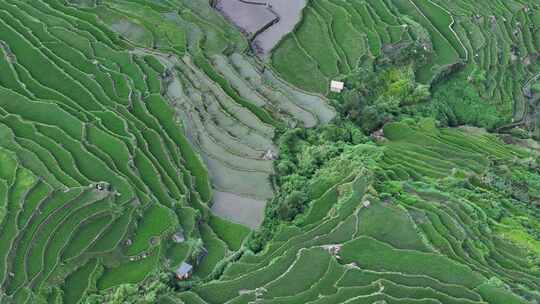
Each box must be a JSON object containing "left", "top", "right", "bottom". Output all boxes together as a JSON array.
[
  {"left": 171, "top": 119, "right": 540, "bottom": 304},
  {"left": 0, "top": 1, "right": 538, "bottom": 304},
  {"left": 272, "top": 0, "right": 540, "bottom": 134},
  {"left": 0, "top": 0, "right": 332, "bottom": 302}
]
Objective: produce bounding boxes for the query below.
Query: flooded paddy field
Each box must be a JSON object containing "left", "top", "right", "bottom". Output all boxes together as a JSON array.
[
  {"left": 215, "top": 0, "right": 307, "bottom": 56},
  {"left": 134, "top": 25, "right": 333, "bottom": 230},
  {"left": 216, "top": 0, "right": 276, "bottom": 36},
  {"left": 211, "top": 191, "right": 267, "bottom": 229}
]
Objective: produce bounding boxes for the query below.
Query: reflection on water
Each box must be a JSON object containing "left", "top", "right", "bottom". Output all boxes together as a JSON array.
[
  {"left": 216, "top": 0, "right": 307, "bottom": 56},
  {"left": 211, "top": 191, "right": 267, "bottom": 229}
]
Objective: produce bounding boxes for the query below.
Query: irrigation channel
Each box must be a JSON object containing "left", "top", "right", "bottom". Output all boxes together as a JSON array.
[{"left": 214, "top": 0, "right": 307, "bottom": 56}]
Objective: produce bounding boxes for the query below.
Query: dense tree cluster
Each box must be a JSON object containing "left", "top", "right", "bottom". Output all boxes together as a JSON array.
[
  {"left": 248, "top": 123, "right": 369, "bottom": 251},
  {"left": 339, "top": 65, "right": 430, "bottom": 133},
  {"left": 419, "top": 73, "right": 506, "bottom": 130},
  {"left": 84, "top": 271, "right": 172, "bottom": 304}
]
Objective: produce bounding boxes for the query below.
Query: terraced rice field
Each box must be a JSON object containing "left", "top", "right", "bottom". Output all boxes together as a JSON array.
[
  {"left": 169, "top": 120, "right": 539, "bottom": 304},
  {"left": 0, "top": 0, "right": 332, "bottom": 302},
  {"left": 271, "top": 0, "right": 540, "bottom": 127},
  {"left": 0, "top": 0, "right": 539, "bottom": 303}
]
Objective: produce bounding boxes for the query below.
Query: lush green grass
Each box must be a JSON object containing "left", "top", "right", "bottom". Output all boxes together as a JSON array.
[
  {"left": 90, "top": 209, "right": 133, "bottom": 253},
  {"left": 263, "top": 247, "right": 331, "bottom": 298},
  {"left": 126, "top": 204, "right": 177, "bottom": 256},
  {"left": 340, "top": 236, "right": 484, "bottom": 288},
  {"left": 145, "top": 94, "right": 212, "bottom": 202},
  {"left": 62, "top": 214, "right": 113, "bottom": 261},
  {"left": 0, "top": 0, "right": 538, "bottom": 303},
  {"left": 271, "top": 34, "right": 328, "bottom": 94},
  {"left": 475, "top": 282, "right": 528, "bottom": 304},
  {"left": 194, "top": 223, "right": 228, "bottom": 278},
  {"left": 338, "top": 268, "right": 483, "bottom": 302},
  {"left": 208, "top": 214, "right": 250, "bottom": 251},
  {"left": 97, "top": 248, "right": 160, "bottom": 290},
  {"left": 357, "top": 200, "right": 429, "bottom": 251},
  {"left": 299, "top": 186, "right": 338, "bottom": 226},
  {"left": 62, "top": 259, "right": 98, "bottom": 304}
]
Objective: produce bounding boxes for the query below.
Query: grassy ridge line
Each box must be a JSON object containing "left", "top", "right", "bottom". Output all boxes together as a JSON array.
[
  {"left": 320, "top": 0, "right": 367, "bottom": 70},
  {"left": 311, "top": 1, "right": 352, "bottom": 73},
  {"left": 27, "top": 192, "right": 111, "bottom": 291},
  {"left": 97, "top": 247, "right": 161, "bottom": 290},
  {"left": 192, "top": 52, "right": 281, "bottom": 128},
  {"left": 297, "top": 5, "right": 341, "bottom": 77},
  {"left": 4, "top": 115, "right": 90, "bottom": 185},
  {"left": 0, "top": 0, "right": 222, "bottom": 301},
  {"left": 62, "top": 258, "right": 99, "bottom": 304},
  {"left": 409, "top": 0, "right": 468, "bottom": 60},
  {"left": 189, "top": 118, "right": 537, "bottom": 302},
  {"left": 261, "top": 258, "right": 344, "bottom": 303},
  {"left": 60, "top": 213, "right": 113, "bottom": 261},
  {"left": 3, "top": 182, "right": 55, "bottom": 293},
  {"left": 338, "top": 268, "right": 484, "bottom": 302},
  {"left": 145, "top": 94, "right": 212, "bottom": 203},
  {"left": 0, "top": 124, "right": 74, "bottom": 189},
  {"left": 0, "top": 166, "right": 36, "bottom": 284},
  {"left": 40, "top": 208, "right": 113, "bottom": 290},
  {"left": 0, "top": 9, "right": 107, "bottom": 111},
  {"left": 88, "top": 208, "right": 133, "bottom": 254}
]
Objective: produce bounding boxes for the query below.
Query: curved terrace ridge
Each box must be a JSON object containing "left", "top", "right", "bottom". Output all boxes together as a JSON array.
[{"left": 214, "top": 0, "right": 307, "bottom": 56}]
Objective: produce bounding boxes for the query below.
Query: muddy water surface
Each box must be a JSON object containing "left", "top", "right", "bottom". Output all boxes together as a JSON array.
[
  {"left": 216, "top": 0, "right": 307, "bottom": 56},
  {"left": 253, "top": 0, "right": 307, "bottom": 56},
  {"left": 211, "top": 191, "right": 266, "bottom": 229},
  {"left": 216, "top": 0, "right": 276, "bottom": 35}
]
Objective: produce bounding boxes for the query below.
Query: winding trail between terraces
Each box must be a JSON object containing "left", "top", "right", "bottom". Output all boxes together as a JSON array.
[{"left": 497, "top": 72, "right": 540, "bottom": 132}]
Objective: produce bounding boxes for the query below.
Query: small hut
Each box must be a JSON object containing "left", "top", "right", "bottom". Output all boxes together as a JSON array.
[
  {"left": 262, "top": 149, "right": 277, "bottom": 160},
  {"left": 362, "top": 200, "right": 371, "bottom": 208},
  {"left": 172, "top": 232, "right": 185, "bottom": 243},
  {"left": 175, "top": 262, "right": 193, "bottom": 280},
  {"left": 330, "top": 80, "right": 344, "bottom": 93}
]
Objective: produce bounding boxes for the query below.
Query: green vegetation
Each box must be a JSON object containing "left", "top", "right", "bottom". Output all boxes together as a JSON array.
[
  {"left": 0, "top": 0, "right": 538, "bottom": 304},
  {"left": 208, "top": 214, "right": 250, "bottom": 251},
  {"left": 126, "top": 204, "right": 177, "bottom": 256},
  {"left": 272, "top": 0, "right": 540, "bottom": 137},
  {"left": 0, "top": 0, "right": 251, "bottom": 302},
  {"left": 191, "top": 119, "right": 538, "bottom": 303}
]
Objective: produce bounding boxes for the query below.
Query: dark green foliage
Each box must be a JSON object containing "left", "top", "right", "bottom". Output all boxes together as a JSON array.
[
  {"left": 88, "top": 271, "right": 172, "bottom": 304},
  {"left": 248, "top": 122, "right": 368, "bottom": 251},
  {"left": 418, "top": 73, "right": 507, "bottom": 130},
  {"left": 208, "top": 215, "right": 250, "bottom": 251},
  {"left": 340, "top": 65, "right": 431, "bottom": 133}
]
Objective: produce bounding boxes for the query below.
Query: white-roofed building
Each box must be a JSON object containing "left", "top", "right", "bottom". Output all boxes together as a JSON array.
[{"left": 330, "top": 80, "right": 344, "bottom": 93}]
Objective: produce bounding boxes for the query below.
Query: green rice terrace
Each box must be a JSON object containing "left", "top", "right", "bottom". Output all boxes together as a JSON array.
[{"left": 0, "top": 0, "right": 538, "bottom": 303}]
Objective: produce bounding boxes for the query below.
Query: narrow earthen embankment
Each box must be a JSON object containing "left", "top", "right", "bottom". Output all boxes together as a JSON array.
[{"left": 214, "top": 0, "right": 307, "bottom": 56}]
